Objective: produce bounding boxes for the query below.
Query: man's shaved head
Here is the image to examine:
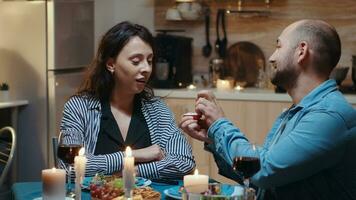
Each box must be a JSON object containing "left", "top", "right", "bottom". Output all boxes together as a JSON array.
[{"left": 287, "top": 20, "right": 341, "bottom": 76}]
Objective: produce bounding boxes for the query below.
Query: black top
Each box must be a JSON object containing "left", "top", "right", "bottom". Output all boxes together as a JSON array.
[{"left": 94, "top": 98, "right": 152, "bottom": 155}]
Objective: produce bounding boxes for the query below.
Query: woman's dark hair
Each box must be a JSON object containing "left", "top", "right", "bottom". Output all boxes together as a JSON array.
[{"left": 78, "top": 21, "right": 155, "bottom": 101}]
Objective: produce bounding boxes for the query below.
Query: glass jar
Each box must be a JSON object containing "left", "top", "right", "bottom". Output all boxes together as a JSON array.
[{"left": 209, "top": 58, "right": 224, "bottom": 87}]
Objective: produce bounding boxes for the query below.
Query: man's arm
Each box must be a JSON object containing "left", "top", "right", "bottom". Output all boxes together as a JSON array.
[{"left": 208, "top": 111, "right": 347, "bottom": 188}]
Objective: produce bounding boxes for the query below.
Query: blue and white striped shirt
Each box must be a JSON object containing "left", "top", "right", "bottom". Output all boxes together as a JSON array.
[{"left": 59, "top": 95, "right": 195, "bottom": 179}]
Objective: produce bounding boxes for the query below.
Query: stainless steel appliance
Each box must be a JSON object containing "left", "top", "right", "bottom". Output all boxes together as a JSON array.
[
  {"left": 0, "top": 0, "right": 93, "bottom": 181},
  {"left": 151, "top": 34, "right": 193, "bottom": 88},
  {"left": 352, "top": 55, "right": 356, "bottom": 89},
  {"left": 47, "top": 0, "right": 94, "bottom": 151}
]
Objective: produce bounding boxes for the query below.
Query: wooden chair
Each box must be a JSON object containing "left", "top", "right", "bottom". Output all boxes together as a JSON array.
[{"left": 0, "top": 126, "right": 16, "bottom": 186}]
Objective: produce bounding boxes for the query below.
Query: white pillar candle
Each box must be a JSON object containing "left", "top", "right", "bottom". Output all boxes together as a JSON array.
[
  {"left": 74, "top": 147, "right": 87, "bottom": 200},
  {"left": 42, "top": 168, "right": 66, "bottom": 200},
  {"left": 184, "top": 169, "right": 209, "bottom": 194},
  {"left": 123, "top": 146, "right": 135, "bottom": 198},
  {"left": 216, "top": 79, "right": 233, "bottom": 90}
]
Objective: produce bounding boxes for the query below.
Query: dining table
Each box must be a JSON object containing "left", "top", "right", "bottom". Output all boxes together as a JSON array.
[{"left": 12, "top": 179, "right": 183, "bottom": 200}]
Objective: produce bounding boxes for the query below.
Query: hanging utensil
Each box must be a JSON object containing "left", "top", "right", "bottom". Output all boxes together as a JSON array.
[
  {"left": 215, "top": 9, "right": 222, "bottom": 57},
  {"left": 202, "top": 7, "right": 212, "bottom": 57},
  {"left": 215, "top": 9, "right": 228, "bottom": 58},
  {"left": 220, "top": 9, "right": 227, "bottom": 58}
]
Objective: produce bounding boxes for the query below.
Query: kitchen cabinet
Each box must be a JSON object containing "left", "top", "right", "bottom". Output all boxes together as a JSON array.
[{"left": 163, "top": 97, "right": 290, "bottom": 184}]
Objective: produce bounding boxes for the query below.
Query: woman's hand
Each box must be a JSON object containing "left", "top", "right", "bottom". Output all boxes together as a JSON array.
[{"left": 132, "top": 144, "right": 165, "bottom": 163}]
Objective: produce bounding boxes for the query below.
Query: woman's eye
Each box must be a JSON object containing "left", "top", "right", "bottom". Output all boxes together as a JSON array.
[
  {"left": 147, "top": 60, "right": 153, "bottom": 66},
  {"left": 132, "top": 60, "right": 140, "bottom": 65}
]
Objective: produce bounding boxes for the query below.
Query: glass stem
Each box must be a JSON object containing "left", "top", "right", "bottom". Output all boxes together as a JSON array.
[
  {"left": 67, "top": 165, "right": 74, "bottom": 193},
  {"left": 244, "top": 178, "right": 250, "bottom": 188}
]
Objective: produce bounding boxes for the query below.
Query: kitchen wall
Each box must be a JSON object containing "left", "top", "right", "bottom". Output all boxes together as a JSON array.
[
  {"left": 94, "top": 0, "right": 154, "bottom": 49},
  {"left": 0, "top": 0, "right": 154, "bottom": 182},
  {"left": 154, "top": 0, "right": 356, "bottom": 85},
  {"left": 0, "top": 2, "right": 48, "bottom": 182}
]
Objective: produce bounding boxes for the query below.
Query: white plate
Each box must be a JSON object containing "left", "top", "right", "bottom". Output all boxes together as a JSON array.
[
  {"left": 164, "top": 185, "right": 182, "bottom": 200},
  {"left": 163, "top": 184, "right": 243, "bottom": 199},
  {"left": 33, "top": 197, "right": 74, "bottom": 200}
]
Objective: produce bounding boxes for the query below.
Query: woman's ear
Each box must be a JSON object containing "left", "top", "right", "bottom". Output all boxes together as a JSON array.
[
  {"left": 106, "top": 58, "right": 115, "bottom": 74},
  {"left": 297, "top": 41, "right": 309, "bottom": 64}
]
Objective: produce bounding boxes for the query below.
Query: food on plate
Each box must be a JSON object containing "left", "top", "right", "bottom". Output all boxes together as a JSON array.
[
  {"left": 89, "top": 174, "right": 160, "bottom": 200},
  {"left": 133, "top": 187, "right": 161, "bottom": 200}
]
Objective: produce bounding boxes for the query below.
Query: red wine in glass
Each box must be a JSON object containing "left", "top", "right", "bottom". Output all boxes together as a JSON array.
[
  {"left": 57, "top": 144, "right": 82, "bottom": 165},
  {"left": 233, "top": 156, "right": 261, "bottom": 179}
]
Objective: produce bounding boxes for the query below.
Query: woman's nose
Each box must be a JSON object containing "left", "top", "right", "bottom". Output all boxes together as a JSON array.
[{"left": 141, "top": 62, "right": 152, "bottom": 72}]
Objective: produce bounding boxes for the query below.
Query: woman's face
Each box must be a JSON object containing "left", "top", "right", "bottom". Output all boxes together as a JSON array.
[{"left": 107, "top": 36, "right": 153, "bottom": 95}]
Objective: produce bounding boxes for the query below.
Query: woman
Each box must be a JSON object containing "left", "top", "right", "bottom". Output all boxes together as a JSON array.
[{"left": 59, "top": 21, "right": 195, "bottom": 179}]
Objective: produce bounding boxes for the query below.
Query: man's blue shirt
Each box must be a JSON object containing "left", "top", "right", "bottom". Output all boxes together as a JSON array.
[{"left": 208, "top": 80, "right": 356, "bottom": 199}]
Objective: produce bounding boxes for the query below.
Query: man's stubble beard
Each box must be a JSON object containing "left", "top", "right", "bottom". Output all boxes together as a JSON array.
[{"left": 271, "top": 60, "right": 299, "bottom": 90}]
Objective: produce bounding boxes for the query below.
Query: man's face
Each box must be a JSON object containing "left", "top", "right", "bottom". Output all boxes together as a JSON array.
[{"left": 269, "top": 26, "right": 300, "bottom": 89}]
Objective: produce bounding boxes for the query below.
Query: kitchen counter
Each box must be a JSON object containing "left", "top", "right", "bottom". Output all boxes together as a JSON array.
[
  {"left": 154, "top": 88, "right": 356, "bottom": 104},
  {"left": 0, "top": 100, "right": 29, "bottom": 109}
]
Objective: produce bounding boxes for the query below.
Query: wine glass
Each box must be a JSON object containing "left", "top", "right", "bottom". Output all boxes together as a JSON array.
[
  {"left": 233, "top": 142, "right": 261, "bottom": 189},
  {"left": 57, "top": 131, "right": 82, "bottom": 198}
]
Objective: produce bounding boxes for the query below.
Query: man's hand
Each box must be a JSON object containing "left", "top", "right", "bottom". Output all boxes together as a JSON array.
[
  {"left": 195, "top": 90, "right": 225, "bottom": 127},
  {"left": 132, "top": 144, "right": 165, "bottom": 163},
  {"left": 179, "top": 115, "right": 211, "bottom": 143}
]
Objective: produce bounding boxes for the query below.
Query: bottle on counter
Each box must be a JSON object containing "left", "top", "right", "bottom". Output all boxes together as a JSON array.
[{"left": 209, "top": 58, "right": 224, "bottom": 87}]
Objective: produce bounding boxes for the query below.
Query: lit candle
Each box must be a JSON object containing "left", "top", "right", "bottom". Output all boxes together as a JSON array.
[
  {"left": 187, "top": 84, "right": 197, "bottom": 90},
  {"left": 123, "top": 146, "right": 135, "bottom": 198},
  {"left": 183, "top": 169, "right": 209, "bottom": 194},
  {"left": 216, "top": 79, "right": 232, "bottom": 90},
  {"left": 74, "top": 147, "right": 87, "bottom": 200},
  {"left": 42, "top": 168, "right": 66, "bottom": 199},
  {"left": 234, "top": 85, "right": 244, "bottom": 91}
]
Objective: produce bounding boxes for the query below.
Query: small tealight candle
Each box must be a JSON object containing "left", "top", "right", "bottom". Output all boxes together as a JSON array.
[
  {"left": 74, "top": 147, "right": 87, "bottom": 200},
  {"left": 235, "top": 85, "right": 244, "bottom": 91},
  {"left": 123, "top": 146, "right": 135, "bottom": 198},
  {"left": 184, "top": 169, "right": 209, "bottom": 194},
  {"left": 187, "top": 84, "right": 197, "bottom": 90},
  {"left": 42, "top": 168, "right": 66, "bottom": 199},
  {"left": 216, "top": 79, "right": 232, "bottom": 90}
]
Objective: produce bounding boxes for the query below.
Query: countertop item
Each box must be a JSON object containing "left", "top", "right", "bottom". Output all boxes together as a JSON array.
[
  {"left": 0, "top": 100, "right": 28, "bottom": 109},
  {"left": 154, "top": 88, "right": 356, "bottom": 104},
  {"left": 225, "top": 41, "right": 265, "bottom": 87}
]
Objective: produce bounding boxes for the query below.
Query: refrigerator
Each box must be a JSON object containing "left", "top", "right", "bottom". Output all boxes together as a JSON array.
[
  {"left": 0, "top": 0, "right": 94, "bottom": 182},
  {"left": 47, "top": 0, "right": 94, "bottom": 167}
]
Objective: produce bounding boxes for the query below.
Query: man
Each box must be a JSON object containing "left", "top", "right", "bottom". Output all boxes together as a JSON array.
[{"left": 180, "top": 19, "right": 356, "bottom": 200}]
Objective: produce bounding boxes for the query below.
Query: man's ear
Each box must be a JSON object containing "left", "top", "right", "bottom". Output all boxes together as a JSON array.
[
  {"left": 297, "top": 41, "right": 308, "bottom": 64},
  {"left": 106, "top": 58, "right": 115, "bottom": 74}
]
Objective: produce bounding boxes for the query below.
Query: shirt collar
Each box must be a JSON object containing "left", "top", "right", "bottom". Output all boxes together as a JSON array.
[
  {"left": 87, "top": 96, "right": 101, "bottom": 111},
  {"left": 297, "top": 79, "right": 338, "bottom": 109}
]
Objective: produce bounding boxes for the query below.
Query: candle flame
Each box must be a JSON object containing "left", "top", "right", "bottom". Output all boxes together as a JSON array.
[
  {"left": 79, "top": 147, "right": 85, "bottom": 156},
  {"left": 51, "top": 167, "right": 56, "bottom": 172},
  {"left": 194, "top": 169, "right": 199, "bottom": 175},
  {"left": 126, "top": 146, "right": 132, "bottom": 157},
  {"left": 187, "top": 84, "right": 196, "bottom": 90},
  {"left": 235, "top": 85, "right": 244, "bottom": 91}
]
